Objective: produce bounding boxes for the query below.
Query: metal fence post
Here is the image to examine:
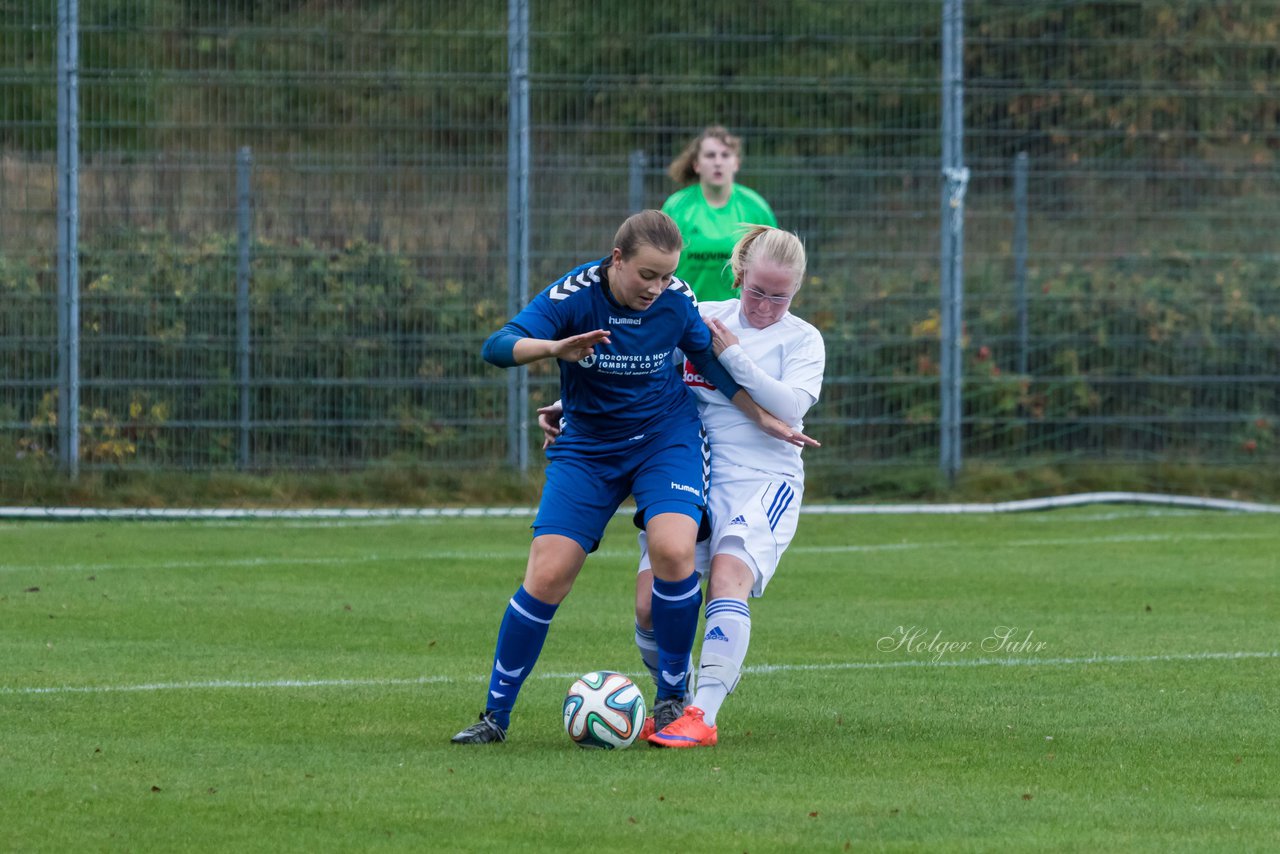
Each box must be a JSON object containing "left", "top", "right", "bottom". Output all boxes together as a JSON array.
[
  {"left": 56, "top": 0, "right": 80, "bottom": 480},
  {"left": 237, "top": 146, "right": 253, "bottom": 470},
  {"left": 629, "top": 149, "right": 647, "bottom": 213},
  {"left": 507, "top": 0, "right": 531, "bottom": 473},
  {"left": 1013, "top": 151, "right": 1029, "bottom": 377},
  {"left": 939, "top": 0, "right": 967, "bottom": 484}
]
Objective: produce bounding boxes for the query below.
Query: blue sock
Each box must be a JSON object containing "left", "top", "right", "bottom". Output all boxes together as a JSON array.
[
  {"left": 650, "top": 574, "right": 702, "bottom": 700},
  {"left": 484, "top": 586, "right": 558, "bottom": 730}
]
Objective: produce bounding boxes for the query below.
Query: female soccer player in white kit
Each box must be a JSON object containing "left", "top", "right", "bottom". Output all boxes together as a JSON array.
[{"left": 645, "top": 224, "right": 824, "bottom": 747}]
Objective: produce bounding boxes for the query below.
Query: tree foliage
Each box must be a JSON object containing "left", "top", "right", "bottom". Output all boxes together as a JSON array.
[{"left": 4, "top": 1, "right": 1278, "bottom": 165}]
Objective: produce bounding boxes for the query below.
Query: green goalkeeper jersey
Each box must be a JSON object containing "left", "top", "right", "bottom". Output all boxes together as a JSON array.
[{"left": 660, "top": 184, "right": 777, "bottom": 302}]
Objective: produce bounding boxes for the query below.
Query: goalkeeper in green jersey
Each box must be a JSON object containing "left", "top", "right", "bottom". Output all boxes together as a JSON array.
[{"left": 660, "top": 126, "right": 777, "bottom": 302}]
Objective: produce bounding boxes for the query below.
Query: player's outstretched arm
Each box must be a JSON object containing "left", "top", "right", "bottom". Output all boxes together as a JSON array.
[
  {"left": 683, "top": 331, "right": 811, "bottom": 444},
  {"left": 483, "top": 328, "right": 611, "bottom": 367},
  {"left": 707, "top": 316, "right": 819, "bottom": 427}
]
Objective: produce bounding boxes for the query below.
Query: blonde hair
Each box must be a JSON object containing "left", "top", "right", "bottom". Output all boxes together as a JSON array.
[
  {"left": 613, "top": 209, "right": 683, "bottom": 259},
  {"left": 666, "top": 125, "right": 743, "bottom": 187},
  {"left": 729, "top": 225, "right": 806, "bottom": 292}
]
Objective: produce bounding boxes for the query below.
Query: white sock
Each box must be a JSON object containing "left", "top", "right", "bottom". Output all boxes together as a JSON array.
[
  {"left": 693, "top": 598, "right": 751, "bottom": 727},
  {"left": 634, "top": 623, "right": 661, "bottom": 689}
]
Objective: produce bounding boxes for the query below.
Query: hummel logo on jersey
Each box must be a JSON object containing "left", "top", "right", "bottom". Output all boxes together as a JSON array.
[
  {"left": 704, "top": 626, "right": 729, "bottom": 642},
  {"left": 728, "top": 515, "right": 748, "bottom": 527}
]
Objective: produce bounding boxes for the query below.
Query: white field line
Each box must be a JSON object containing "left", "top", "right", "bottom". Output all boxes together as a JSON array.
[
  {"left": 790, "top": 531, "right": 1278, "bottom": 554},
  {"left": 3, "top": 650, "right": 1276, "bottom": 697},
  {"left": 3, "top": 492, "right": 1279, "bottom": 522},
  {"left": 0, "top": 553, "right": 528, "bottom": 575},
  {"left": 0, "top": 507, "right": 1218, "bottom": 531},
  {"left": 2, "top": 529, "right": 1276, "bottom": 575}
]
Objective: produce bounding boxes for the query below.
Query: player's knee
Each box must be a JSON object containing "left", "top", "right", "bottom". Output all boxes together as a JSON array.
[
  {"left": 642, "top": 509, "right": 698, "bottom": 579},
  {"left": 647, "top": 543, "right": 695, "bottom": 580},
  {"left": 708, "top": 546, "right": 756, "bottom": 598},
  {"left": 523, "top": 569, "right": 572, "bottom": 604},
  {"left": 524, "top": 539, "right": 586, "bottom": 603}
]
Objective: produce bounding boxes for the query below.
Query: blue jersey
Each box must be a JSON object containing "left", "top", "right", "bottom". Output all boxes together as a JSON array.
[{"left": 485, "top": 257, "right": 738, "bottom": 442}]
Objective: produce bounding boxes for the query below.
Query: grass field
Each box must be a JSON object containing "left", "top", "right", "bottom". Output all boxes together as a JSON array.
[{"left": 2, "top": 507, "right": 1278, "bottom": 852}]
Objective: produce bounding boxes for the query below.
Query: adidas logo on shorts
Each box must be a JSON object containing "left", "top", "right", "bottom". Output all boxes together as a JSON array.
[{"left": 728, "top": 515, "right": 747, "bottom": 527}]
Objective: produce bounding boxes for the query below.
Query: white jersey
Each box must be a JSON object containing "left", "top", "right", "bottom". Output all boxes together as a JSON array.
[{"left": 681, "top": 299, "right": 825, "bottom": 482}]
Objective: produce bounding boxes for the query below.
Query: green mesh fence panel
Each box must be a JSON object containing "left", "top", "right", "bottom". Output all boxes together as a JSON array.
[{"left": 1, "top": 1, "right": 1276, "bottom": 492}]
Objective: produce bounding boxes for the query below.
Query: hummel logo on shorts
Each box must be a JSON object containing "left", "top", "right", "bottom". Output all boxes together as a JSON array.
[{"left": 704, "top": 626, "right": 729, "bottom": 642}]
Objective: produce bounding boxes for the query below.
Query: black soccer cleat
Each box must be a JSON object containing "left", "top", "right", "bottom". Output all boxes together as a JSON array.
[
  {"left": 651, "top": 697, "right": 685, "bottom": 734},
  {"left": 451, "top": 711, "right": 507, "bottom": 744}
]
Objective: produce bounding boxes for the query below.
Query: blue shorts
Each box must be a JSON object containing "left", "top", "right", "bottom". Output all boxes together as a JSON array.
[{"left": 534, "top": 420, "right": 709, "bottom": 554}]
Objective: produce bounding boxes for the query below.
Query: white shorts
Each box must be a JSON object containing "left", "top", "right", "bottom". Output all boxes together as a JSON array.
[{"left": 637, "top": 477, "right": 802, "bottom": 598}]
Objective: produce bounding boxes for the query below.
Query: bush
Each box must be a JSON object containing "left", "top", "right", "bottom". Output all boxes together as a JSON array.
[{"left": 2, "top": 235, "right": 1276, "bottom": 479}]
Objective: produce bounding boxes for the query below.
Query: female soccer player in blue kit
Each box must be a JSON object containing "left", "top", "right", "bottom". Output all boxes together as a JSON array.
[{"left": 452, "top": 210, "right": 815, "bottom": 744}]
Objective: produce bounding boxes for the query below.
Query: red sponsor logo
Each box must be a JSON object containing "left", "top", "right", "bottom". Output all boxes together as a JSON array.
[{"left": 683, "top": 358, "right": 715, "bottom": 390}]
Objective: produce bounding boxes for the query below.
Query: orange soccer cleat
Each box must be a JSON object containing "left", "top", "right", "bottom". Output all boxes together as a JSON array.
[{"left": 646, "top": 705, "right": 718, "bottom": 748}]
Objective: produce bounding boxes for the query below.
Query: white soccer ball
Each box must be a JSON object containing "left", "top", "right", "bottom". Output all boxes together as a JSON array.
[{"left": 562, "top": 670, "right": 647, "bottom": 749}]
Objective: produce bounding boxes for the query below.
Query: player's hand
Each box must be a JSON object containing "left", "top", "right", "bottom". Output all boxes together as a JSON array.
[
  {"left": 551, "top": 329, "right": 610, "bottom": 363},
  {"left": 536, "top": 401, "right": 564, "bottom": 450},
  {"left": 704, "top": 316, "right": 739, "bottom": 356},
  {"left": 754, "top": 407, "right": 821, "bottom": 448}
]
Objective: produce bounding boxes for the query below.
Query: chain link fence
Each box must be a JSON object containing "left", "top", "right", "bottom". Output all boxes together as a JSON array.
[{"left": 2, "top": 1, "right": 1277, "bottom": 496}]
